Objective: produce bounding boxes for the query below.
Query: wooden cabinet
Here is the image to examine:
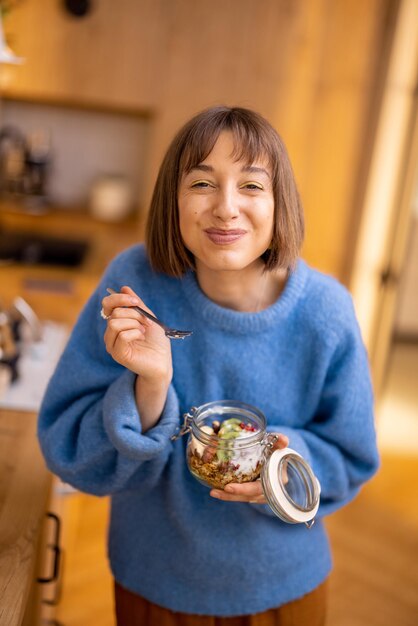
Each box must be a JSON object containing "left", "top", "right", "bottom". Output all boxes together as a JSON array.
[
  {"left": 2, "top": 0, "right": 164, "bottom": 112},
  {"left": 0, "top": 416, "right": 79, "bottom": 626},
  {"left": 21, "top": 508, "right": 61, "bottom": 626},
  {"left": 0, "top": 410, "right": 52, "bottom": 626}
]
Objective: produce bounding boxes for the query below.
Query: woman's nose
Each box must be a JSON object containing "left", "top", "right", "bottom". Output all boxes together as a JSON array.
[{"left": 212, "top": 188, "right": 240, "bottom": 221}]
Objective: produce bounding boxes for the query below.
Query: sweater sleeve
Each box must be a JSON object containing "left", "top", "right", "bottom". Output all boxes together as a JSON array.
[
  {"left": 37, "top": 273, "right": 180, "bottom": 496},
  {"left": 253, "top": 296, "right": 380, "bottom": 519}
]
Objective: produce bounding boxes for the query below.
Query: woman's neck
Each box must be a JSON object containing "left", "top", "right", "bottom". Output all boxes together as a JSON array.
[{"left": 195, "top": 261, "right": 288, "bottom": 312}]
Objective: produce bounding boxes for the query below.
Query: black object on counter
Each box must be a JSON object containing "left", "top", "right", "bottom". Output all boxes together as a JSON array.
[
  {"left": 0, "top": 230, "right": 89, "bottom": 267},
  {"left": 0, "top": 352, "right": 19, "bottom": 382}
]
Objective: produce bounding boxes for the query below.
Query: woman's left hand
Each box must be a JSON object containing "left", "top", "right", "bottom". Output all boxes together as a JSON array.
[{"left": 209, "top": 433, "right": 289, "bottom": 504}]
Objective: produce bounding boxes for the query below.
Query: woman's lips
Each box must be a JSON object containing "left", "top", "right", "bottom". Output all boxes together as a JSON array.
[{"left": 204, "top": 229, "right": 247, "bottom": 245}]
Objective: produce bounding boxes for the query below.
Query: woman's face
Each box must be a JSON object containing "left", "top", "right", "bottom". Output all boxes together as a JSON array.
[{"left": 177, "top": 131, "right": 275, "bottom": 274}]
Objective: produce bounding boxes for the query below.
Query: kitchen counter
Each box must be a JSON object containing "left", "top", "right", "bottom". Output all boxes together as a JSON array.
[
  {"left": 0, "top": 409, "right": 50, "bottom": 626},
  {"left": 0, "top": 203, "right": 142, "bottom": 624}
]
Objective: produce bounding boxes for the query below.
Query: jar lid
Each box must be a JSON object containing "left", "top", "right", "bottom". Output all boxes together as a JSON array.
[{"left": 261, "top": 447, "right": 320, "bottom": 527}]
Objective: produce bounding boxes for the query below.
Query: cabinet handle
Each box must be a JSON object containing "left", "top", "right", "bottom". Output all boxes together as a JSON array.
[{"left": 37, "top": 511, "right": 62, "bottom": 605}]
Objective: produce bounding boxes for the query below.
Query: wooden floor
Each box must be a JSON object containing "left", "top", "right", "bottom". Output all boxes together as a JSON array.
[
  {"left": 47, "top": 343, "right": 418, "bottom": 626},
  {"left": 326, "top": 453, "right": 418, "bottom": 626}
]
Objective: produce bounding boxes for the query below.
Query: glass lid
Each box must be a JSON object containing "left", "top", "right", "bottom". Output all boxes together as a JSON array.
[{"left": 261, "top": 447, "right": 320, "bottom": 527}]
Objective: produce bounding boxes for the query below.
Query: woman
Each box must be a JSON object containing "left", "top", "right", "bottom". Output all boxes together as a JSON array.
[{"left": 38, "top": 106, "right": 379, "bottom": 625}]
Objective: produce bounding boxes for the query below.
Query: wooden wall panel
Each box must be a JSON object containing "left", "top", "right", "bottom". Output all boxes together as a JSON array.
[{"left": 3, "top": 0, "right": 396, "bottom": 279}]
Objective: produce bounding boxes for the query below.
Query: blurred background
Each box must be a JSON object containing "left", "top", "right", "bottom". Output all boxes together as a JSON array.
[{"left": 0, "top": 1, "right": 416, "bottom": 625}]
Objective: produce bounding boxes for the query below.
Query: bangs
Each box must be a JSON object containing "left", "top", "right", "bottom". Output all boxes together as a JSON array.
[{"left": 178, "top": 109, "right": 275, "bottom": 177}]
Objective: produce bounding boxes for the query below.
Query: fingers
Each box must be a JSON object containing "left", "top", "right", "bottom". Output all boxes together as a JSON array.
[
  {"left": 210, "top": 480, "right": 266, "bottom": 504},
  {"left": 104, "top": 317, "right": 145, "bottom": 352},
  {"left": 209, "top": 434, "right": 291, "bottom": 504},
  {"left": 101, "top": 291, "right": 138, "bottom": 317},
  {"left": 101, "top": 285, "right": 153, "bottom": 322},
  {"left": 108, "top": 307, "right": 146, "bottom": 323},
  {"left": 272, "top": 433, "right": 289, "bottom": 450},
  {"left": 105, "top": 309, "right": 148, "bottom": 339}
]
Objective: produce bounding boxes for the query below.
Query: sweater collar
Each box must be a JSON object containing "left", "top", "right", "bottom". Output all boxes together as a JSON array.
[{"left": 181, "top": 259, "right": 309, "bottom": 334}]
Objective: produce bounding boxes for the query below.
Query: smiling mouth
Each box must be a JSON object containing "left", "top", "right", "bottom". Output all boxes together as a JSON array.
[{"left": 204, "top": 229, "right": 247, "bottom": 245}]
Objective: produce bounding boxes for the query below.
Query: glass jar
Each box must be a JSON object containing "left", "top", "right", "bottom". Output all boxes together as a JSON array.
[{"left": 172, "top": 400, "right": 320, "bottom": 528}]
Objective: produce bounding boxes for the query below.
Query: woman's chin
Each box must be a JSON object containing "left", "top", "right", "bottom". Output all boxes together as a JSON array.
[{"left": 195, "top": 251, "right": 263, "bottom": 274}]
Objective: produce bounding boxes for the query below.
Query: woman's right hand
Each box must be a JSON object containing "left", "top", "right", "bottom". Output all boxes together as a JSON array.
[{"left": 102, "top": 285, "right": 173, "bottom": 387}]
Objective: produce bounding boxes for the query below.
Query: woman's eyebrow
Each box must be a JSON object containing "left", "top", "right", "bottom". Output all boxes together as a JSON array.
[
  {"left": 241, "top": 165, "right": 270, "bottom": 178},
  {"left": 187, "top": 164, "right": 270, "bottom": 177},
  {"left": 188, "top": 164, "right": 214, "bottom": 173}
]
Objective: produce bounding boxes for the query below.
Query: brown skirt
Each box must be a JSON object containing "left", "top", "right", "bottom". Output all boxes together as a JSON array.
[{"left": 114, "top": 579, "right": 328, "bottom": 626}]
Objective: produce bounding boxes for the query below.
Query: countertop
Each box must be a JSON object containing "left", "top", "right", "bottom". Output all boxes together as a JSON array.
[{"left": 0, "top": 203, "right": 142, "bottom": 625}]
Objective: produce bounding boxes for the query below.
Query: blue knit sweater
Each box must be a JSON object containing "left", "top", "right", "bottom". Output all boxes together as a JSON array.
[{"left": 38, "top": 244, "right": 379, "bottom": 616}]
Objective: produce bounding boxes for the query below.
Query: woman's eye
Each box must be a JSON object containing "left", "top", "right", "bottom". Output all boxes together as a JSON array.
[
  {"left": 241, "top": 182, "right": 263, "bottom": 191},
  {"left": 190, "top": 180, "right": 212, "bottom": 188}
]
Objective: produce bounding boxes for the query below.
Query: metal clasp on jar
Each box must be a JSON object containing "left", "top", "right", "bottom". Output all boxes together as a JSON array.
[
  {"left": 171, "top": 407, "right": 197, "bottom": 441},
  {"left": 261, "top": 433, "right": 279, "bottom": 460}
]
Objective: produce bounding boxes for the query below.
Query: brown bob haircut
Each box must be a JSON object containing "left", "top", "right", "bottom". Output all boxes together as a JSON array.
[{"left": 146, "top": 105, "right": 304, "bottom": 277}]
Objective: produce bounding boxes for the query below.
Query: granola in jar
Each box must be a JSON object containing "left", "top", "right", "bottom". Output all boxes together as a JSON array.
[{"left": 186, "top": 411, "right": 264, "bottom": 489}]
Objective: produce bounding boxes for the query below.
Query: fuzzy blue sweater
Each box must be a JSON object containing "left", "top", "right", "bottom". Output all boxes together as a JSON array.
[{"left": 38, "top": 244, "right": 379, "bottom": 616}]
